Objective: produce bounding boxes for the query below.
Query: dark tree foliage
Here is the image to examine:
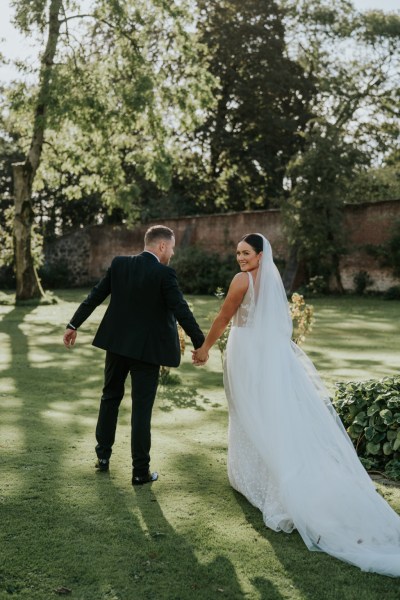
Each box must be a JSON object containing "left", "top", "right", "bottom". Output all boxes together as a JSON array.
[{"left": 193, "top": 0, "right": 315, "bottom": 211}]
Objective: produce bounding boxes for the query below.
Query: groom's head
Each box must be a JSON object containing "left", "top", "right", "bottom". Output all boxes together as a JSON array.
[{"left": 144, "top": 225, "right": 175, "bottom": 265}]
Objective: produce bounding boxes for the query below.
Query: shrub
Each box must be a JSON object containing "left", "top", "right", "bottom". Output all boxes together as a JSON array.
[
  {"left": 171, "top": 246, "right": 238, "bottom": 294},
  {"left": 0, "top": 265, "right": 15, "bottom": 289},
  {"left": 383, "top": 286, "right": 400, "bottom": 301},
  {"left": 159, "top": 366, "right": 181, "bottom": 386},
  {"left": 39, "top": 259, "right": 72, "bottom": 288},
  {"left": 333, "top": 376, "right": 400, "bottom": 480},
  {"left": 366, "top": 219, "right": 400, "bottom": 278},
  {"left": 304, "top": 275, "right": 329, "bottom": 296}
]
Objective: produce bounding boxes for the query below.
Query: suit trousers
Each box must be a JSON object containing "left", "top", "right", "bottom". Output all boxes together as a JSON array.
[{"left": 95, "top": 351, "right": 160, "bottom": 475}]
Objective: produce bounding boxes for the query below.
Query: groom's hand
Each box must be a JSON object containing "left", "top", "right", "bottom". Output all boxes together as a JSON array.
[
  {"left": 63, "top": 328, "right": 77, "bottom": 348},
  {"left": 192, "top": 348, "right": 209, "bottom": 366}
]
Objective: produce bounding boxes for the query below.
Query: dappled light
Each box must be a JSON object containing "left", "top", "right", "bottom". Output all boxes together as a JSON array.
[{"left": 1, "top": 293, "right": 400, "bottom": 597}]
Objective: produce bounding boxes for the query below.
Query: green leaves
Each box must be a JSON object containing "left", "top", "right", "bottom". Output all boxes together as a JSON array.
[
  {"left": 6, "top": 0, "right": 214, "bottom": 223},
  {"left": 366, "top": 442, "right": 381, "bottom": 456},
  {"left": 195, "top": 0, "right": 315, "bottom": 211},
  {"left": 11, "top": 0, "right": 50, "bottom": 34},
  {"left": 334, "top": 376, "right": 400, "bottom": 480},
  {"left": 281, "top": 0, "right": 400, "bottom": 283}
]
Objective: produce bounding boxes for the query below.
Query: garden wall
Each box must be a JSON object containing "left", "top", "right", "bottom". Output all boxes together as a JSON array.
[{"left": 44, "top": 199, "right": 400, "bottom": 292}]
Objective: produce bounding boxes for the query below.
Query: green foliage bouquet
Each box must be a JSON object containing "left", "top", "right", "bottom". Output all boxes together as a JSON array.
[{"left": 289, "top": 293, "right": 314, "bottom": 345}]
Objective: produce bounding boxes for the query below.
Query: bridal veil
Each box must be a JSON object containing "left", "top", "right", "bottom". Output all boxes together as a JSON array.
[{"left": 224, "top": 234, "right": 400, "bottom": 577}]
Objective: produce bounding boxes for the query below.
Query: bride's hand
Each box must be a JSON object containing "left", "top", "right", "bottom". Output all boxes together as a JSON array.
[{"left": 192, "top": 346, "right": 209, "bottom": 365}]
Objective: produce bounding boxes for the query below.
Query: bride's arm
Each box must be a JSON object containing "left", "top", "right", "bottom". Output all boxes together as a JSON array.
[{"left": 192, "top": 273, "right": 249, "bottom": 363}]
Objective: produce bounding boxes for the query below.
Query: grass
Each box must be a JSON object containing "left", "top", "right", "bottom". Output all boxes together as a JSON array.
[{"left": 0, "top": 291, "right": 400, "bottom": 600}]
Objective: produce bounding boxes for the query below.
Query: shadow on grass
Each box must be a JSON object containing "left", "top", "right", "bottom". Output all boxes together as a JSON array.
[
  {"left": 0, "top": 304, "right": 241, "bottom": 599},
  {"left": 0, "top": 305, "right": 105, "bottom": 597},
  {"left": 172, "top": 446, "right": 400, "bottom": 600},
  {"left": 179, "top": 361, "right": 224, "bottom": 390},
  {"left": 158, "top": 383, "right": 208, "bottom": 412},
  {"left": 233, "top": 490, "right": 400, "bottom": 600},
  {"left": 0, "top": 305, "right": 77, "bottom": 595},
  {"left": 132, "top": 485, "right": 244, "bottom": 598}
]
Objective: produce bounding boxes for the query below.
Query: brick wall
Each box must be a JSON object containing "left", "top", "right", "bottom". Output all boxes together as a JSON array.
[
  {"left": 338, "top": 201, "right": 399, "bottom": 292},
  {"left": 44, "top": 200, "right": 400, "bottom": 291}
]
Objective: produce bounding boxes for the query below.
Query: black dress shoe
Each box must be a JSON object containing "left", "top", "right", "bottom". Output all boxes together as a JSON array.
[
  {"left": 132, "top": 471, "right": 158, "bottom": 486},
  {"left": 95, "top": 458, "right": 110, "bottom": 472}
]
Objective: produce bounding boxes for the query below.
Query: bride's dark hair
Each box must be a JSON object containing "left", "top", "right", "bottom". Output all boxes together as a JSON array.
[{"left": 240, "top": 233, "right": 263, "bottom": 254}]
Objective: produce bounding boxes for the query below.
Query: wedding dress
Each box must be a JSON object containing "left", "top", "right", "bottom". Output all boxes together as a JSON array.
[{"left": 224, "top": 234, "right": 400, "bottom": 577}]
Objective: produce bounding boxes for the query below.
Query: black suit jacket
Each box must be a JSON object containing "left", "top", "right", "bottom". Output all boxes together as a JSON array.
[{"left": 68, "top": 252, "right": 204, "bottom": 367}]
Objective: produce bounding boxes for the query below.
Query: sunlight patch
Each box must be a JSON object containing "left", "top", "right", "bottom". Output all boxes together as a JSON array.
[
  {"left": 0, "top": 396, "right": 22, "bottom": 409},
  {"left": 0, "top": 378, "right": 16, "bottom": 393},
  {"left": 131, "top": 505, "right": 151, "bottom": 537},
  {"left": 41, "top": 409, "right": 75, "bottom": 424},
  {"left": 0, "top": 425, "right": 24, "bottom": 452},
  {"left": 27, "top": 350, "right": 54, "bottom": 364},
  {"left": 0, "top": 334, "right": 11, "bottom": 369}
]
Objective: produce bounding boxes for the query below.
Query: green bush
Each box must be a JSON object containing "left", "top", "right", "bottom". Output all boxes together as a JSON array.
[
  {"left": 366, "top": 219, "right": 400, "bottom": 279},
  {"left": 383, "top": 286, "right": 400, "bottom": 301},
  {"left": 39, "top": 259, "right": 72, "bottom": 288},
  {"left": 334, "top": 376, "right": 400, "bottom": 480},
  {"left": 296, "top": 275, "right": 329, "bottom": 297},
  {"left": 171, "top": 246, "right": 238, "bottom": 294}
]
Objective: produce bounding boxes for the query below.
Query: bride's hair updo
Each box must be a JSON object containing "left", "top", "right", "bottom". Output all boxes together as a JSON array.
[{"left": 240, "top": 233, "right": 263, "bottom": 254}]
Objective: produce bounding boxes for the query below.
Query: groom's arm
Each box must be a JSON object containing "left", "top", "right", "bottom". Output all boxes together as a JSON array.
[
  {"left": 66, "top": 266, "right": 112, "bottom": 331},
  {"left": 161, "top": 267, "right": 205, "bottom": 349}
]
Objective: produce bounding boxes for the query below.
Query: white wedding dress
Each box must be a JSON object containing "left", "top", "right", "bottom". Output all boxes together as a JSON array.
[{"left": 224, "top": 235, "right": 400, "bottom": 577}]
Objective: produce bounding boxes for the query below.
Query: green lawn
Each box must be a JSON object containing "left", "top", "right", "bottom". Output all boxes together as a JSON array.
[{"left": 0, "top": 292, "right": 399, "bottom": 600}]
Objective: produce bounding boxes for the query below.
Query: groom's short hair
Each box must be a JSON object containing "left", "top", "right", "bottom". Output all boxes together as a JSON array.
[{"left": 144, "top": 225, "right": 174, "bottom": 246}]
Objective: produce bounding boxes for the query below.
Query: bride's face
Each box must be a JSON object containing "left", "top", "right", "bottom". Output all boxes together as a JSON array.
[{"left": 236, "top": 241, "right": 261, "bottom": 272}]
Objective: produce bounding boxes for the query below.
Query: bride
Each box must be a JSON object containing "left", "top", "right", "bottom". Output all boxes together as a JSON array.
[{"left": 192, "top": 233, "right": 400, "bottom": 577}]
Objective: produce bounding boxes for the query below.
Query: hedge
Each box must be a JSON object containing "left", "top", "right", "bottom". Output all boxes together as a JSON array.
[
  {"left": 333, "top": 376, "right": 400, "bottom": 480},
  {"left": 171, "top": 246, "right": 238, "bottom": 295}
]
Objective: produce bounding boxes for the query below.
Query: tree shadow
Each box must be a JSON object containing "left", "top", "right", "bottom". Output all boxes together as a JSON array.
[
  {"left": 0, "top": 304, "right": 241, "bottom": 598},
  {"left": 0, "top": 305, "right": 104, "bottom": 596},
  {"left": 157, "top": 383, "right": 219, "bottom": 412},
  {"left": 132, "top": 485, "right": 244, "bottom": 598},
  {"left": 233, "top": 490, "right": 400, "bottom": 600}
]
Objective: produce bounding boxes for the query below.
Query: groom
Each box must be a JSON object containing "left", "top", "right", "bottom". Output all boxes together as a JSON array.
[{"left": 63, "top": 225, "right": 205, "bottom": 485}]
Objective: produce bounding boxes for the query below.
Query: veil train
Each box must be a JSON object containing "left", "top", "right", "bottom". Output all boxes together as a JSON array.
[{"left": 224, "top": 235, "right": 400, "bottom": 577}]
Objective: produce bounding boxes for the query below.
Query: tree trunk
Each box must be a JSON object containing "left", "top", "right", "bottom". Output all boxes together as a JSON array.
[
  {"left": 12, "top": 0, "right": 63, "bottom": 301},
  {"left": 332, "top": 252, "right": 345, "bottom": 294},
  {"left": 13, "top": 163, "right": 44, "bottom": 300},
  {"left": 282, "top": 245, "right": 300, "bottom": 294}
]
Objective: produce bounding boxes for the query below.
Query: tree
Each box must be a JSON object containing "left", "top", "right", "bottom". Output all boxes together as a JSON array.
[
  {"left": 12, "top": 0, "right": 63, "bottom": 300},
  {"left": 186, "top": 0, "right": 315, "bottom": 211},
  {"left": 344, "top": 164, "right": 400, "bottom": 204},
  {"left": 283, "top": 123, "right": 365, "bottom": 290},
  {"left": 280, "top": 1, "right": 400, "bottom": 153},
  {"left": 279, "top": 0, "right": 400, "bottom": 288},
  {"left": 5, "top": 0, "right": 214, "bottom": 299}
]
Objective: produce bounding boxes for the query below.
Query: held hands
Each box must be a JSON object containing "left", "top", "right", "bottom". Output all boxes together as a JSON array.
[
  {"left": 63, "top": 328, "right": 77, "bottom": 348},
  {"left": 191, "top": 345, "right": 209, "bottom": 366}
]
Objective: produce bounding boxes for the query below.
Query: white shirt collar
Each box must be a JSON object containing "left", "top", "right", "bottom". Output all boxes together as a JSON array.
[{"left": 143, "top": 250, "right": 160, "bottom": 262}]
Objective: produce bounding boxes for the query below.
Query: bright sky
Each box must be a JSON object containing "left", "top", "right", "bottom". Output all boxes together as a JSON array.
[{"left": 0, "top": 0, "right": 399, "bottom": 83}]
